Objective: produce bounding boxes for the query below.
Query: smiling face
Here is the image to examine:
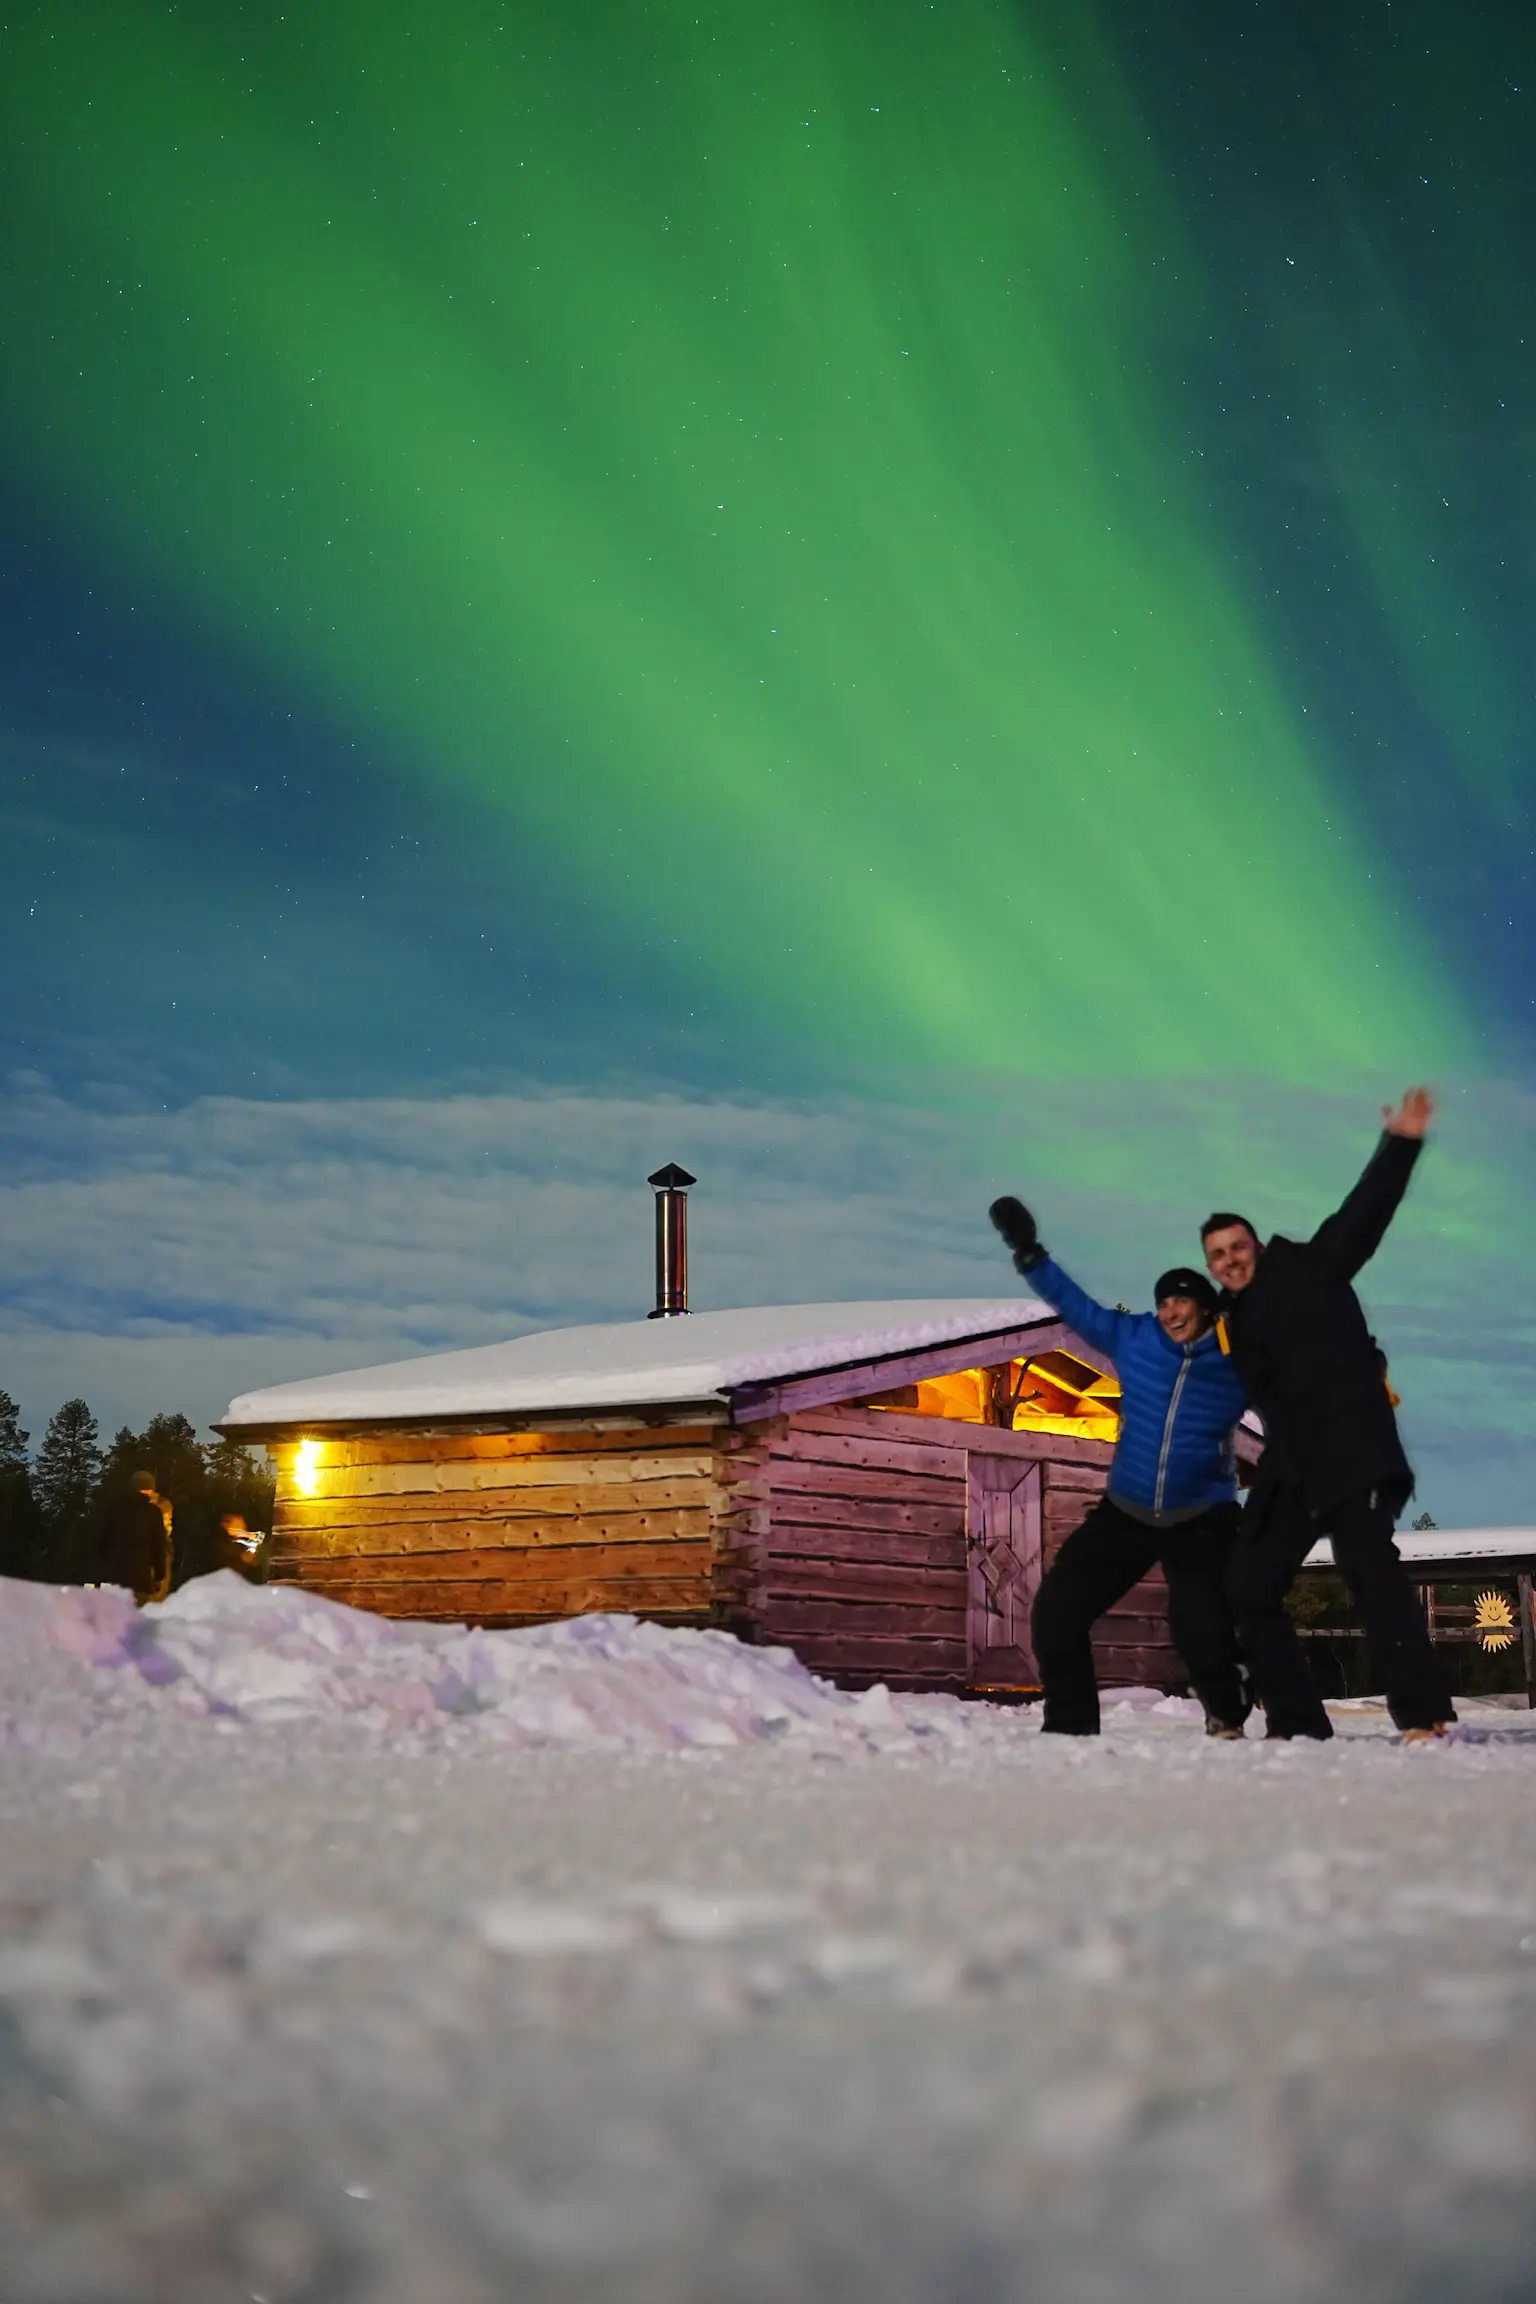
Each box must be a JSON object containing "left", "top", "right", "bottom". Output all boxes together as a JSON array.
[
  {"left": 1203, "top": 1222, "right": 1261, "bottom": 1294},
  {"left": 1157, "top": 1293, "right": 1209, "bottom": 1344}
]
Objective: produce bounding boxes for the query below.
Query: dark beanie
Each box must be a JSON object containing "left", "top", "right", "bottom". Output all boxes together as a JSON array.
[{"left": 1154, "top": 1267, "right": 1219, "bottom": 1316}]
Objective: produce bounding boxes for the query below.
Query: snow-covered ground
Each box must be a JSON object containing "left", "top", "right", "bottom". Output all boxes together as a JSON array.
[{"left": 3, "top": 1574, "right": 1535, "bottom": 2304}]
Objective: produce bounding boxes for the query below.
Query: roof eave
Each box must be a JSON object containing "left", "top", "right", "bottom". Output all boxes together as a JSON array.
[
  {"left": 214, "top": 1312, "right": 1090, "bottom": 1443},
  {"left": 213, "top": 1397, "right": 731, "bottom": 1445}
]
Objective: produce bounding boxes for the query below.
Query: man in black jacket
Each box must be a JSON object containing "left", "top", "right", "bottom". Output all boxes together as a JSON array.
[
  {"left": 1201, "top": 1087, "right": 1455, "bottom": 1743},
  {"left": 97, "top": 1468, "right": 174, "bottom": 1604}
]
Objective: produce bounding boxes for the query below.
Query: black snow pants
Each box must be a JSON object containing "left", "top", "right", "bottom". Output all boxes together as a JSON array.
[
  {"left": 1227, "top": 1475, "right": 1456, "bottom": 1739},
  {"left": 1031, "top": 1495, "right": 1248, "bottom": 1736}
]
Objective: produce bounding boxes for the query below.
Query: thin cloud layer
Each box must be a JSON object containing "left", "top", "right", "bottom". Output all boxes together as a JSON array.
[{"left": 0, "top": 1072, "right": 1528, "bottom": 1523}]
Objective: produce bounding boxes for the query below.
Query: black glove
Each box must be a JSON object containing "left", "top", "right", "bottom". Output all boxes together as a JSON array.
[{"left": 989, "top": 1196, "right": 1047, "bottom": 1273}]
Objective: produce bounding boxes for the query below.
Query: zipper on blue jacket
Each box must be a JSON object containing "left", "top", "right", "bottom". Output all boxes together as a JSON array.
[{"left": 1154, "top": 1347, "right": 1194, "bottom": 1515}]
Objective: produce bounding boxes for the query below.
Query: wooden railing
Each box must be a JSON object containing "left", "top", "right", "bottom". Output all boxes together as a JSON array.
[{"left": 1294, "top": 1568, "right": 1535, "bottom": 1707}]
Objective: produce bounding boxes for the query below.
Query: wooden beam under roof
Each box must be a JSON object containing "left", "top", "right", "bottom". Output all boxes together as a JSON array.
[{"left": 725, "top": 1320, "right": 1096, "bottom": 1423}]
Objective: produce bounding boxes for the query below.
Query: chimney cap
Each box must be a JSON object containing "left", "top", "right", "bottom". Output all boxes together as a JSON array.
[{"left": 647, "top": 1163, "right": 697, "bottom": 1191}]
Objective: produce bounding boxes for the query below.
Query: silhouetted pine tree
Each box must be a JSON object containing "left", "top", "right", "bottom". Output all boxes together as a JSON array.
[
  {"left": 33, "top": 1399, "right": 103, "bottom": 1582},
  {"left": 140, "top": 1412, "right": 203, "bottom": 1491},
  {"left": 0, "top": 1393, "right": 26, "bottom": 1476},
  {"left": 0, "top": 1391, "right": 44, "bottom": 1580},
  {"left": 201, "top": 1433, "right": 276, "bottom": 1545},
  {"left": 96, "top": 1424, "right": 144, "bottom": 1494}
]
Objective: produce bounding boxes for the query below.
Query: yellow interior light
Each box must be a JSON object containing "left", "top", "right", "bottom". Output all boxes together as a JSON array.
[
  {"left": 293, "top": 1438, "right": 322, "bottom": 1497},
  {"left": 861, "top": 1356, "right": 1121, "bottom": 1437}
]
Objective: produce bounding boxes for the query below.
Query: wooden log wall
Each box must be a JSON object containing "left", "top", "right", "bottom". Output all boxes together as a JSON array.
[
  {"left": 265, "top": 1404, "right": 1186, "bottom": 1697},
  {"left": 268, "top": 1423, "right": 736, "bottom": 1629},
  {"left": 722, "top": 1406, "right": 974, "bottom": 1692},
  {"left": 719, "top": 1404, "right": 1179, "bottom": 1696}
]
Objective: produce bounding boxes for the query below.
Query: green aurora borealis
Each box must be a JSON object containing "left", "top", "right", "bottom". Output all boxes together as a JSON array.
[
  {"left": 6, "top": 0, "right": 1517, "bottom": 1077},
  {"left": 1, "top": 0, "right": 1533, "bottom": 1504}
]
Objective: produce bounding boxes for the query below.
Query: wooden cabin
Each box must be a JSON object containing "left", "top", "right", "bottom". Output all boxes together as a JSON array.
[{"left": 220, "top": 1297, "right": 1260, "bottom": 1698}]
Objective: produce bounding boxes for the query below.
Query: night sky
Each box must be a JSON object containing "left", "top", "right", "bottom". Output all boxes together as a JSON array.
[{"left": 2, "top": 0, "right": 1532, "bottom": 1517}]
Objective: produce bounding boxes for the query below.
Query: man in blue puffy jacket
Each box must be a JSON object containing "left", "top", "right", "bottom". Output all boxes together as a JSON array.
[{"left": 990, "top": 1195, "right": 1251, "bottom": 1737}]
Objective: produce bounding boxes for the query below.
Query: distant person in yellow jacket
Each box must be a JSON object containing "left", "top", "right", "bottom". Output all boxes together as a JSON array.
[{"left": 97, "top": 1468, "right": 173, "bottom": 1604}]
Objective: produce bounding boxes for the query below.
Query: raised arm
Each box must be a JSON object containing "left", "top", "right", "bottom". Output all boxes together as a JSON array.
[
  {"left": 989, "top": 1195, "right": 1134, "bottom": 1360},
  {"left": 1023, "top": 1253, "right": 1135, "bottom": 1364},
  {"left": 1308, "top": 1088, "right": 1431, "bottom": 1284}
]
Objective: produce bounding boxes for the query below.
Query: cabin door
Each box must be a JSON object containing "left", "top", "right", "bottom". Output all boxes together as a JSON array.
[{"left": 966, "top": 1455, "right": 1043, "bottom": 1693}]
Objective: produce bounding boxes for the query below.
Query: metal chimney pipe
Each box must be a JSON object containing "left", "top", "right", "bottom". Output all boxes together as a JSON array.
[{"left": 647, "top": 1164, "right": 696, "bottom": 1318}]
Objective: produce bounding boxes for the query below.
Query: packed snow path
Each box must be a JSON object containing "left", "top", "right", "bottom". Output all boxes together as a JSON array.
[{"left": 2, "top": 1576, "right": 1535, "bottom": 2303}]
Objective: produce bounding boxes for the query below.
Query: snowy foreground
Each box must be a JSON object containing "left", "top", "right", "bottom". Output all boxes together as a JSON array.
[{"left": 3, "top": 1576, "right": 1536, "bottom": 2304}]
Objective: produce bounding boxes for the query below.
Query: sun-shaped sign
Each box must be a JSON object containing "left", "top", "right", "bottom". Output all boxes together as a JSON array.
[{"left": 1474, "top": 1591, "right": 1517, "bottom": 1652}]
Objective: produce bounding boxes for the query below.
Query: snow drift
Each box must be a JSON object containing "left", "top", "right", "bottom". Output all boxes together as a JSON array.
[{"left": 0, "top": 1571, "right": 1088, "bottom": 1751}]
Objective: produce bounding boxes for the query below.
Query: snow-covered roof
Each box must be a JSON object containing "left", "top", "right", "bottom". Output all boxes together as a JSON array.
[
  {"left": 219, "top": 1297, "right": 1057, "bottom": 1430},
  {"left": 1303, "top": 1527, "right": 1536, "bottom": 1571}
]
